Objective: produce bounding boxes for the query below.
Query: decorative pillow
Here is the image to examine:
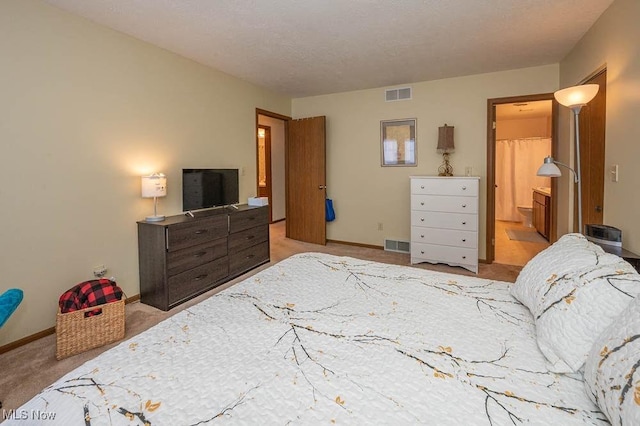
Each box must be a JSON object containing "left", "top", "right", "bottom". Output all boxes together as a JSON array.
[
  {"left": 511, "top": 233, "right": 640, "bottom": 373},
  {"left": 584, "top": 295, "right": 640, "bottom": 425}
]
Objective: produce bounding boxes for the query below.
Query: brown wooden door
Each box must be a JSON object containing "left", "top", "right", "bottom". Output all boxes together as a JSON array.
[
  {"left": 286, "top": 116, "right": 326, "bottom": 245},
  {"left": 578, "top": 70, "right": 606, "bottom": 228}
]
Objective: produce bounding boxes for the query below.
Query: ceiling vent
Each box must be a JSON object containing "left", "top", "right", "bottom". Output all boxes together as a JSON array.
[{"left": 385, "top": 87, "right": 412, "bottom": 102}]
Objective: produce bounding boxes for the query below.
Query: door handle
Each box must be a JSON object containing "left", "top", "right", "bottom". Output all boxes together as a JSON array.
[
  {"left": 318, "top": 185, "right": 326, "bottom": 190},
  {"left": 595, "top": 205, "right": 603, "bottom": 212}
]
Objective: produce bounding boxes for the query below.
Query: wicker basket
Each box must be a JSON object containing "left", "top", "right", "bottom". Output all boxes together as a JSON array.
[{"left": 55, "top": 299, "right": 125, "bottom": 360}]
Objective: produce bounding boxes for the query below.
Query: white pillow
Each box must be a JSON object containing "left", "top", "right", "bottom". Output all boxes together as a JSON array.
[
  {"left": 511, "top": 233, "right": 640, "bottom": 372},
  {"left": 584, "top": 295, "right": 640, "bottom": 425}
]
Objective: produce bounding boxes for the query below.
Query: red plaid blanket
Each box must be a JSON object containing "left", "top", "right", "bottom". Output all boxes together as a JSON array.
[{"left": 59, "top": 279, "right": 123, "bottom": 314}]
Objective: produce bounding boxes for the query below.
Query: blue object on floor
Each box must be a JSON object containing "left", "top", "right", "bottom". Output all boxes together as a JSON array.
[{"left": 0, "top": 289, "right": 23, "bottom": 328}]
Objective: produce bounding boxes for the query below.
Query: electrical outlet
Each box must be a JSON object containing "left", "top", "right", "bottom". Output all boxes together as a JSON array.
[
  {"left": 93, "top": 265, "right": 107, "bottom": 278},
  {"left": 465, "top": 166, "right": 472, "bottom": 176}
]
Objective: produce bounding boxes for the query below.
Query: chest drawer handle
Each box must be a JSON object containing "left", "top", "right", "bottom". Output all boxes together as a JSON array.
[
  {"left": 194, "top": 229, "right": 208, "bottom": 235},
  {"left": 194, "top": 274, "right": 208, "bottom": 281},
  {"left": 246, "top": 254, "right": 256, "bottom": 259},
  {"left": 194, "top": 251, "right": 207, "bottom": 258},
  {"left": 246, "top": 235, "right": 255, "bottom": 240}
]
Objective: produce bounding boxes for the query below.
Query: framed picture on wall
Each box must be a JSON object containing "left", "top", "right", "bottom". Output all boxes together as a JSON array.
[{"left": 381, "top": 118, "right": 417, "bottom": 166}]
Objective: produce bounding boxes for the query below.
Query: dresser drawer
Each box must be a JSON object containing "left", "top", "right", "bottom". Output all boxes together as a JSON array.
[
  {"left": 229, "top": 207, "right": 268, "bottom": 233},
  {"left": 411, "top": 195, "right": 478, "bottom": 214},
  {"left": 411, "top": 228, "right": 477, "bottom": 249},
  {"left": 168, "top": 256, "right": 229, "bottom": 305},
  {"left": 166, "top": 215, "right": 228, "bottom": 252},
  {"left": 411, "top": 211, "right": 477, "bottom": 231},
  {"left": 411, "top": 178, "right": 478, "bottom": 197},
  {"left": 229, "top": 225, "right": 269, "bottom": 252},
  {"left": 411, "top": 242, "right": 477, "bottom": 266},
  {"left": 229, "top": 241, "right": 269, "bottom": 276},
  {"left": 167, "top": 237, "right": 228, "bottom": 277}
]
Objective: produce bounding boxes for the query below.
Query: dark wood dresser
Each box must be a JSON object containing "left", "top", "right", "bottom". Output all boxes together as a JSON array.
[{"left": 137, "top": 205, "right": 269, "bottom": 311}]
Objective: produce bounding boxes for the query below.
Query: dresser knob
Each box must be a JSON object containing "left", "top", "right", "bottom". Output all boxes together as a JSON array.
[
  {"left": 462, "top": 239, "right": 466, "bottom": 242},
  {"left": 421, "top": 202, "right": 425, "bottom": 206},
  {"left": 462, "top": 186, "right": 467, "bottom": 190},
  {"left": 194, "top": 251, "right": 207, "bottom": 258},
  {"left": 194, "top": 229, "right": 208, "bottom": 235},
  {"left": 462, "top": 221, "right": 467, "bottom": 225},
  {"left": 421, "top": 218, "right": 425, "bottom": 222},
  {"left": 462, "top": 204, "right": 467, "bottom": 208},
  {"left": 462, "top": 256, "right": 466, "bottom": 259},
  {"left": 421, "top": 185, "right": 425, "bottom": 189},
  {"left": 420, "top": 251, "right": 425, "bottom": 254},
  {"left": 421, "top": 235, "right": 424, "bottom": 238},
  {"left": 194, "top": 274, "right": 208, "bottom": 281}
]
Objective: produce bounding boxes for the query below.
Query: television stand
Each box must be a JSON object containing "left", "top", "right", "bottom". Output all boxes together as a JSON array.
[{"left": 137, "top": 204, "right": 269, "bottom": 310}]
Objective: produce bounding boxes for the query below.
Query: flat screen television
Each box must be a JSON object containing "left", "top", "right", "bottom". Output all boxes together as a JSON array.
[{"left": 182, "top": 168, "right": 239, "bottom": 211}]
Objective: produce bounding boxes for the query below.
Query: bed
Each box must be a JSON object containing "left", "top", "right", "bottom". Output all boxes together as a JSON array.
[{"left": 5, "top": 234, "right": 640, "bottom": 425}]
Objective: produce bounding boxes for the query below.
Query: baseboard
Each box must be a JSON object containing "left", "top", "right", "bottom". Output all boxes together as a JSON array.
[
  {"left": 0, "top": 293, "right": 141, "bottom": 355},
  {"left": 327, "top": 239, "right": 384, "bottom": 250}
]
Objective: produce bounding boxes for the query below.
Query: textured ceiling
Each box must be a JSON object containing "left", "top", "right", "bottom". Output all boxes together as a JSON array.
[{"left": 43, "top": 0, "right": 614, "bottom": 98}]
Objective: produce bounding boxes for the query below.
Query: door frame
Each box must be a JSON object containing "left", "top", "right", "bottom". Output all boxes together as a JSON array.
[{"left": 485, "top": 93, "right": 559, "bottom": 264}]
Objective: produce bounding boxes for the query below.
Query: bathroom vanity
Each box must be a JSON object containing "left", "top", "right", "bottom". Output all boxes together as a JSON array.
[{"left": 532, "top": 187, "right": 551, "bottom": 240}]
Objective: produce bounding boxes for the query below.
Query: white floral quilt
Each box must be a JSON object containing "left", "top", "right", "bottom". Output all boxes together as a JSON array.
[{"left": 6, "top": 253, "right": 607, "bottom": 425}]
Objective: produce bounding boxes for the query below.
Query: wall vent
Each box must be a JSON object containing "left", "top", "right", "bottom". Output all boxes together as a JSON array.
[
  {"left": 385, "top": 87, "right": 412, "bottom": 102},
  {"left": 384, "top": 239, "right": 411, "bottom": 253}
]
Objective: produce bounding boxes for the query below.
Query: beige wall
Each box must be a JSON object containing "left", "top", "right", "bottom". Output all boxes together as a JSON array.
[
  {"left": 0, "top": 0, "right": 291, "bottom": 345},
  {"left": 558, "top": 0, "right": 640, "bottom": 251},
  {"left": 496, "top": 116, "right": 552, "bottom": 140},
  {"left": 292, "top": 65, "right": 559, "bottom": 254}
]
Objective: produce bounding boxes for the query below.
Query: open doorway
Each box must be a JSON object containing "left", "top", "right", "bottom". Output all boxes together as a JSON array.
[
  {"left": 486, "top": 94, "right": 558, "bottom": 266},
  {"left": 257, "top": 125, "right": 272, "bottom": 220},
  {"left": 257, "top": 109, "right": 288, "bottom": 224}
]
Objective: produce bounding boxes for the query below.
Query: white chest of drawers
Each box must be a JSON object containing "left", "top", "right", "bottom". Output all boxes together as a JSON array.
[{"left": 410, "top": 176, "right": 480, "bottom": 273}]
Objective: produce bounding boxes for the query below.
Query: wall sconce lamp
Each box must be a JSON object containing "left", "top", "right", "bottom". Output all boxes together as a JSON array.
[
  {"left": 539, "top": 83, "right": 599, "bottom": 233},
  {"left": 141, "top": 173, "right": 167, "bottom": 222},
  {"left": 437, "top": 124, "right": 455, "bottom": 176}
]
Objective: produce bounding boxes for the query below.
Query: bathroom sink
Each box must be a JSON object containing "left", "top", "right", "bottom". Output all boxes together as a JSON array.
[{"left": 534, "top": 187, "right": 551, "bottom": 196}]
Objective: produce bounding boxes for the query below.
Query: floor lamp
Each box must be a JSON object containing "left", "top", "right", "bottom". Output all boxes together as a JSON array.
[{"left": 537, "top": 84, "right": 599, "bottom": 234}]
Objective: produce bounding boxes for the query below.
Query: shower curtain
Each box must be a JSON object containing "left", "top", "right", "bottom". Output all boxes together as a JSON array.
[{"left": 496, "top": 138, "right": 552, "bottom": 222}]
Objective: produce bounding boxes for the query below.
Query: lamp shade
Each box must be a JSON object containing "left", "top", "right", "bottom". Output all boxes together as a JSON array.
[
  {"left": 537, "top": 156, "right": 562, "bottom": 177},
  {"left": 141, "top": 173, "right": 167, "bottom": 198},
  {"left": 554, "top": 84, "right": 599, "bottom": 109},
  {"left": 437, "top": 124, "right": 454, "bottom": 153}
]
